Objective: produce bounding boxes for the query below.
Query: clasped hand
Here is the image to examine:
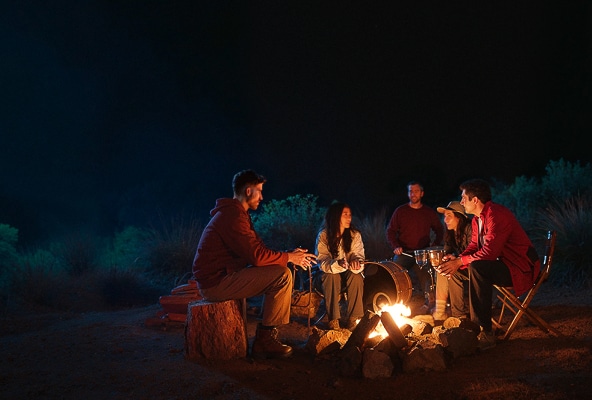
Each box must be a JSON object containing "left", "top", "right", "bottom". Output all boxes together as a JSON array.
[
  {"left": 437, "top": 255, "right": 462, "bottom": 278},
  {"left": 338, "top": 258, "right": 363, "bottom": 271},
  {"left": 289, "top": 247, "right": 317, "bottom": 270}
]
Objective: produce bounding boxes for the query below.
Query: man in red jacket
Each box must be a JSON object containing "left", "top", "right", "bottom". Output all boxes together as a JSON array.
[
  {"left": 192, "top": 169, "right": 316, "bottom": 359},
  {"left": 437, "top": 178, "right": 540, "bottom": 351}
]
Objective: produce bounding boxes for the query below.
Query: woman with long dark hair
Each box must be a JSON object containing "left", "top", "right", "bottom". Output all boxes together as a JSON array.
[{"left": 315, "top": 201, "right": 365, "bottom": 330}]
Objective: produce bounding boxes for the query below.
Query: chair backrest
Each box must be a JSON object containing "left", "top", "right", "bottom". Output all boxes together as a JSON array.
[{"left": 537, "top": 230, "right": 557, "bottom": 283}]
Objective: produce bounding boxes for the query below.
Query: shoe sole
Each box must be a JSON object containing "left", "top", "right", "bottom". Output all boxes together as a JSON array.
[{"left": 251, "top": 349, "right": 294, "bottom": 359}]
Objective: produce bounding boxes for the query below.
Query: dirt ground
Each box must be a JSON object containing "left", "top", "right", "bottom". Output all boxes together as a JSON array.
[{"left": 1, "top": 284, "right": 591, "bottom": 400}]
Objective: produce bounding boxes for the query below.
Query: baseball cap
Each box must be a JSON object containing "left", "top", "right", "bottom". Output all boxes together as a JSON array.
[{"left": 437, "top": 201, "right": 467, "bottom": 218}]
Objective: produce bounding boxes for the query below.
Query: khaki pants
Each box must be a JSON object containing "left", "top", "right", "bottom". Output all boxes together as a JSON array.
[
  {"left": 199, "top": 265, "right": 293, "bottom": 327},
  {"left": 321, "top": 270, "right": 365, "bottom": 321}
]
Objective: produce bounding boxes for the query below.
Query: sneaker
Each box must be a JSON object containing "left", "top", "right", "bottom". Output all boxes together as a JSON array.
[
  {"left": 432, "top": 312, "right": 448, "bottom": 321},
  {"left": 328, "top": 319, "right": 340, "bottom": 330},
  {"left": 477, "top": 330, "right": 496, "bottom": 351}
]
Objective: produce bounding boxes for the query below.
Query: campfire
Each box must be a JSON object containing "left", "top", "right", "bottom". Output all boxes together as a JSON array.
[
  {"left": 367, "top": 302, "right": 412, "bottom": 339},
  {"left": 305, "top": 301, "right": 481, "bottom": 379}
]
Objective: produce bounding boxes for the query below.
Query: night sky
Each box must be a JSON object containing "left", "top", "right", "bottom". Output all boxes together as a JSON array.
[{"left": 2, "top": 1, "right": 591, "bottom": 245}]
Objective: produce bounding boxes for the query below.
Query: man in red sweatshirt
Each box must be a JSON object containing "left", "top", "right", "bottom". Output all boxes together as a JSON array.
[{"left": 192, "top": 169, "right": 316, "bottom": 359}]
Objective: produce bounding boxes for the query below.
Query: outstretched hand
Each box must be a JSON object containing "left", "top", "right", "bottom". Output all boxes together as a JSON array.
[{"left": 288, "top": 247, "right": 317, "bottom": 270}]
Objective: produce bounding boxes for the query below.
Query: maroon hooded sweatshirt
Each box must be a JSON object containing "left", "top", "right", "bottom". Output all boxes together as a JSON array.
[{"left": 192, "top": 198, "right": 289, "bottom": 290}]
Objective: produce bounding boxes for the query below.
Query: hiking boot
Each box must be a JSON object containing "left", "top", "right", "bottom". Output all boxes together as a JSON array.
[
  {"left": 477, "top": 330, "right": 496, "bottom": 351},
  {"left": 251, "top": 324, "right": 293, "bottom": 359},
  {"left": 328, "top": 319, "right": 340, "bottom": 330}
]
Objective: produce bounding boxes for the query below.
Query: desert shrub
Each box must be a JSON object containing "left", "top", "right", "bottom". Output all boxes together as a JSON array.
[
  {"left": 535, "top": 194, "right": 592, "bottom": 287},
  {"left": 98, "top": 267, "right": 165, "bottom": 309},
  {"left": 49, "top": 233, "right": 102, "bottom": 277},
  {"left": 101, "top": 226, "right": 152, "bottom": 271},
  {"left": 252, "top": 194, "right": 325, "bottom": 252},
  {"left": 493, "top": 159, "right": 592, "bottom": 286},
  {"left": 492, "top": 176, "right": 541, "bottom": 233},
  {"left": 0, "top": 223, "right": 19, "bottom": 296},
  {"left": 11, "top": 248, "right": 164, "bottom": 311},
  {"left": 541, "top": 158, "right": 592, "bottom": 201},
  {"left": 358, "top": 207, "right": 393, "bottom": 261},
  {"left": 10, "top": 248, "right": 69, "bottom": 310},
  {"left": 145, "top": 215, "right": 203, "bottom": 286},
  {"left": 494, "top": 159, "right": 592, "bottom": 232}
]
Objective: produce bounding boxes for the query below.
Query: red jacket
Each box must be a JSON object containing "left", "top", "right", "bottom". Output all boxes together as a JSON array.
[
  {"left": 192, "top": 198, "right": 289, "bottom": 290},
  {"left": 459, "top": 201, "right": 540, "bottom": 296}
]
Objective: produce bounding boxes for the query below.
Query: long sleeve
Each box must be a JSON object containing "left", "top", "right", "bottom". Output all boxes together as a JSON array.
[{"left": 316, "top": 230, "right": 365, "bottom": 274}]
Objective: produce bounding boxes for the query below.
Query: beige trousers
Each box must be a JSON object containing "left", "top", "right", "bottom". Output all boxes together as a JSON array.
[{"left": 199, "top": 265, "right": 293, "bottom": 327}]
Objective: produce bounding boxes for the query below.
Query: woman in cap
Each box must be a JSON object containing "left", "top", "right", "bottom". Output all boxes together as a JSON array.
[{"left": 433, "top": 201, "right": 472, "bottom": 322}]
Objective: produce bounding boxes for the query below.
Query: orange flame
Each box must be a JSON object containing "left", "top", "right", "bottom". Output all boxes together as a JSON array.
[{"left": 368, "top": 302, "right": 411, "bottom": 339}]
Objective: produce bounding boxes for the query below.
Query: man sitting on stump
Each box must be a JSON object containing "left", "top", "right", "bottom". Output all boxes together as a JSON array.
[{"left": 192, "top": 169, "right": 316, "bottom": 359}]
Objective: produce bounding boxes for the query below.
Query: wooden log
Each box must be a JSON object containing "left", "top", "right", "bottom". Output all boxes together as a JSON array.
[
  {"left": 185, "top": 299, "right": 247, "bottom": 361},
  {"left": 380, "top": 311, "right": 408, "bottom": 349},
  {"left": 341, "top": 310, "right": 381, "bottom": 353}
]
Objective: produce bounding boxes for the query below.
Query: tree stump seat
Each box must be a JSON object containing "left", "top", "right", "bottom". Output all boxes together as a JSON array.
[{"left": 184, "top": 299, "right": 248, "bottom": 361}]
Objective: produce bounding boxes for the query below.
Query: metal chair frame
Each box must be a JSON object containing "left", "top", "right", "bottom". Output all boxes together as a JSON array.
[{"left": 491, "top": 230, "right": 564, "bottom": 340}]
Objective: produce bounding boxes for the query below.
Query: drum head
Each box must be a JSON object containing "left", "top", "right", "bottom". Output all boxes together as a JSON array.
[{"left": 363, "top": 261, "right": 412, "bottom": 313}]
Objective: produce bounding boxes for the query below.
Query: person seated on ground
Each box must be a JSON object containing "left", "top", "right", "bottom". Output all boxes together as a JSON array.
[
  {"left": 433, "top": 201, "right": 472, "bottom": 322},
  {"left": 437, "top": 179, "right": 540, "bottom": 351},
  {"left": 192, "top": 169, "right": 316, "bottom": 359},
  {"left": 315, "top": 201, "right": 365, "bottom": 331}
]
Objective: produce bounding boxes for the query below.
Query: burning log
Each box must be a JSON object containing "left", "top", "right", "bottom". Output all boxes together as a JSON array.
[
  {"left": 185, "top": 299, "right": 247, "bottom": 361},
  {"left": 339, "top": 310, "right": 381, "bottom": 377},
  {"left": 380, "top": 311, "right": 408, "bottom": 349},
  {"left": 396, "top": 315, "right": 432, "bottom": 337},
  {"left": 340, "top": 310, "right": 381, "bottom": 354}
]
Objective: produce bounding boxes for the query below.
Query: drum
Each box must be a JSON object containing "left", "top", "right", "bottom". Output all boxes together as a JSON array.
[{"left": 362, "top": 261, "right": 413, "bottom": 313}]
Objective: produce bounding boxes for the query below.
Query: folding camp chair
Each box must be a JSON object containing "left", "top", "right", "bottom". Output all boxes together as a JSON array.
[{"left": 491, "top": 230, "right": 564, "bottom": 340}]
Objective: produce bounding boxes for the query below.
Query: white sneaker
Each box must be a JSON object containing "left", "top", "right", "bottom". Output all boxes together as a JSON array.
[
  {"left": 432, "top": 312, "right": 448, "bottom": 321},
  {"left": 477, "top": 330, "right": 496, "bottom": 351}
]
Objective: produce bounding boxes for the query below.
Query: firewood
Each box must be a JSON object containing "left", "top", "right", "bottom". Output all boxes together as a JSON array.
[
  {"left": 341, "top": 310, "right": 381, "bottom": 353},
  {"left": 380, "top": 311, "right": 408, "bottom": 349}
]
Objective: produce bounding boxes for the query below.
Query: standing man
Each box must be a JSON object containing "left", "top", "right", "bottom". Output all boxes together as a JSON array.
[
  {"left": 386, "top": 181, "right": 444, "bottom": 313},
  {"left": 437, "top": 178, "right": 540, "bottom": 350},
  {"left": 192, "top": 169, "right": 317, "bottom": 359}
]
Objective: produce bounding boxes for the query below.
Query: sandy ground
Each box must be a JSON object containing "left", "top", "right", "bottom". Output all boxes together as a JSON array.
[{"left": 1, "top": 284, "right": 591, "bottom": 400}]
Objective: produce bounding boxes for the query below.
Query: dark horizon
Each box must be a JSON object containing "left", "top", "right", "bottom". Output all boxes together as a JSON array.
[{"left": 1, "top": 2, "right": 590, "bottom": 246}]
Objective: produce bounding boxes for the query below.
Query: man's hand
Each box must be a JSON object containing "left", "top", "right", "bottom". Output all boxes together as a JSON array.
[
  {"left": 438, "top": 257, "right": 463, "bottom": 278},
  {"left": 288, "top": 248, "right": 317, "bottom": 270}
]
